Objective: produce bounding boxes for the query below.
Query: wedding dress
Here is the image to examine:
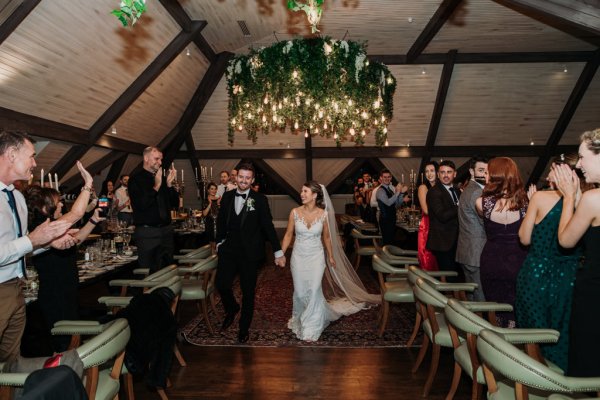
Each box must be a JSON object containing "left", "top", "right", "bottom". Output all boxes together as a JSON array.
[{"left": 288, "top": 186, "right": 380, "bottom": 341}]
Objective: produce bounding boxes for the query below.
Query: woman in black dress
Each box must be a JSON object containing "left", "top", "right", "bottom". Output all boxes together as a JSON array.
[
  {"left": 554, "top": 128, "right": 600, "bottom": 377},
  {"left": 25, "top": 161, "right": 103, "bottom": 352},
  {"left": 202, "top": 182, "right": 219, "bottom": 254}
]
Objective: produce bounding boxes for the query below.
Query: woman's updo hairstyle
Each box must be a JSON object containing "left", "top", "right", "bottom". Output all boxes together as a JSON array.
[
  {"left": 303, "top": 181, "right": 325, "bottom": 209},
  {"left": 24, "top": 185, "right": 60, "bottom": 228},
  {"left": 581, "top": 128, "right": 600, "bottom": 155}
]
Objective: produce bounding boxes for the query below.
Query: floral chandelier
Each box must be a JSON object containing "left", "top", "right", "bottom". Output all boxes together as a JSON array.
[{"left": 226, "top": 37, "right": 396, "bottom": 147}]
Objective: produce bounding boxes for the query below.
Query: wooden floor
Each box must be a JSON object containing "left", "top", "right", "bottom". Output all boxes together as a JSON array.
[{"left": 134, "top": 337, "right": 473, "bottom": 400}]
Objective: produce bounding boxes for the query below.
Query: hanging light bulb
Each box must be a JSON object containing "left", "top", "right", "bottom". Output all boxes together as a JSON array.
[
  {"left": 361, "top": 130, "right": 366, "bottom": 136},
  {"left": 385, "top": 139, "right": 389, "bottom": 147},
  {"left": 421, "top": 67, "right": 426, "bottom": 75},
  {"left": 304, "top": 131, "right": 309, "bottom": 138},
  {"left": 186, "top": 48, "right": 190, "bottom": 56},
  {"left": 294, "top": 121, "right": 299, "bottom": 129}
]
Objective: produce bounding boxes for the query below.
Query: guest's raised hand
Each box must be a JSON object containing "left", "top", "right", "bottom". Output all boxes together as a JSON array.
[
  {"left": 76, "top": 160, "right": 93, "bottom": 188},
  {"left": 396, "top": 184, "right": 408, "bottom": 193},
  {"left": 154, "top": 167, "right": 163, "bottom": 190},
  {"left": 166, "top": 165, "right": 177, "bottom": 187},
  {"left": 553, "top": 163, "right": 578, "bottom": 198},
  {"left": 527, "top": 184, "right": 537, "bottom": 200},
  {"left": 92, "top": 208, "right": 106, "bottom": 223}
]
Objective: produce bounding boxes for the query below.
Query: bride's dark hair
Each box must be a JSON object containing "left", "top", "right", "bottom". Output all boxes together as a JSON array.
[{"left": 303, "top": 181, "right": 325, "bottom": 209}]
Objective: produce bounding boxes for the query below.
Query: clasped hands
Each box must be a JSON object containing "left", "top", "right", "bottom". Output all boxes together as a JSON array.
[{"left": 274, "top": 256, "right": 286, "bottom": 268}]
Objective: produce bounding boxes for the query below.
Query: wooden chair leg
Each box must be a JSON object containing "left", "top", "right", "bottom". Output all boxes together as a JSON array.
[
  {"left": 377, "top": 301, "right": 390, "bottom": 337},
  {"left": 412, "top": 335, "right": 430, "bottom": 373},
  {"left": 123, "top": 372, "right": 135, "bottom": 400},
  {"left": 472, "top": 381, "right": 482, "bottom": 400},
  {"left": 157, "top": 388, "right": 169, "bottom": 400},
  {"left": 174, "top": 343, "right": 187, "bottom": 367},
  {"left": 209, "top": 293, "right": 218, "bottom": 315},
  {"left": 202, "top": 298, "right": 215, "bottom": 335},
  {"left": 407, "top": 312, "right": 422, "bottom": 347},
  {"left": 423, "top": 343, "right": 441, "bottom": 397},
  {"left": 445, "top": 361, "right": 462, "bottom": 400}
]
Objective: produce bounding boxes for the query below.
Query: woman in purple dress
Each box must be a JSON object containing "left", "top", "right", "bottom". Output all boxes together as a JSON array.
[{"left": 476, "top": 157, "right": 528, "bottom": 327}]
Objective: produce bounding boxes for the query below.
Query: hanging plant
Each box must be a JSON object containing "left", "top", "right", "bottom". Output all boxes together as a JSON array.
[
  {"left": 111, "top": 0, "right": 147, "bottom": 27},
  {"left": 226, "top": 37, "right": 396, "bottom": 147}
]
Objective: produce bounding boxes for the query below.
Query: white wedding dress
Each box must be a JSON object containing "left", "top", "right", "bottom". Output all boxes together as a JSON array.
[{"left": 288, "top": 209, "right": 372, "bottom": 341}]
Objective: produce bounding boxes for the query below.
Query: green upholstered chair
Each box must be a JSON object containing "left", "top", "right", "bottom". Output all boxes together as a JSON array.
[
  {"left": 351, "top": 228, "right": 381, "bottom": 270},
  {"left": 110, "top": 264, "right": 179, "bottom": 297},
  {"left": 179, "top": 254, "right": 219, "bottom": 334},
  {"left": 0, "top": 319, "right": 130, "bottom": 400},
  {"left": 174, "top": 244, "right": 212, "bottom": 266},
  {"left": 477, "top": 329, "right": 600, "bottom": 400},
  {"left": 382, "top": 244, "right": 418, "bottom": 258},
  {"left": 444, "top": 298, "right": 557, "bottom": 400},
  {"left": 371, "top": 254, "right": 413, "bottom": 337}
]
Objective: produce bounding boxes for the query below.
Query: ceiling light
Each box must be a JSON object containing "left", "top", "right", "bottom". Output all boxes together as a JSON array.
[
  {"left": 186, "top": 48, "right": 190, "bottom": 56},
  {"left": 408, "top": 17, "right": 414, "bottom": 23},
  {"left": 111, "top": 126, "right": 117, "bottom": 135},
  {"left": 421, "top": 67, "right": 426, "bottom": 75}
]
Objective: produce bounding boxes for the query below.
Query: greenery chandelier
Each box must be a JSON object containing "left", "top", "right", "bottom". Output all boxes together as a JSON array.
[{"left": 226, "top": 37, "right": 396, "bottom": 147}]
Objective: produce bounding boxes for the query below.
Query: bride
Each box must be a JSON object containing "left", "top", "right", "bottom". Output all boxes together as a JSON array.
[{"left": 281, "top": 181, "right": 380, "bottom": 341}]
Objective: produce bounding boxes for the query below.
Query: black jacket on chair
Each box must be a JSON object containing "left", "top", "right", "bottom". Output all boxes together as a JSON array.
[{"left": 426, "top": 183, "right": 460, "bottom": 252}]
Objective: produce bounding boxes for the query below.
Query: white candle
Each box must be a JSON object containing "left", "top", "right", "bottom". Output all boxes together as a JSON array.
[
  {"left": 210, "top": 167, "right": 213, "bottom": 178},
  {"left": 195, "top": 167, "right": 198, "bottom": 180},
  {"left": 401, "top": 173, "right": 404, "bottom": 184},
  {"left": 181, "top": 169, "right": 184, "bottom": 183},
  {"left": 48, "top": 173, "right": 53, "bottom": 189},
  {"left": 41, "top": 168, "right": 44, "bottom": 186},
  {"left": 54, "top": 173, "right": 59, "bottom": 190}
]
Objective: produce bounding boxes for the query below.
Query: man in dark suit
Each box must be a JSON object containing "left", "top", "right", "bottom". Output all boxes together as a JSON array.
[
  {"left": 215, "top": 163, "right": 285, "bottom": 343},
  {"left": 426, "top": 160, "right": 461, "bottom": 277}
]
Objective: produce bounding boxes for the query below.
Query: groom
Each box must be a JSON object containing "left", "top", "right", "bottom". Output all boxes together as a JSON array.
[{"left": 215, "top": 163, "right": 286, "bottom": 343}]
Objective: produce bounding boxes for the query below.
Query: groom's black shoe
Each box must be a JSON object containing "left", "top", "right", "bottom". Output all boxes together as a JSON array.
[
  {"left": 238, "top": 330, "right": 250, "bottom": 344},
  {"left": 220, "top": 307, "right": 240, "bottom": 332}
]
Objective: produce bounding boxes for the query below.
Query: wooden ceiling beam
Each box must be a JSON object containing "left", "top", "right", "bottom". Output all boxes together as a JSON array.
[
  {"left": 160, "top": 51, "right": 233, "bottom": 167},
  {"left": 158, "top": 0, "right": 216, "bottom": 62},
  {"left": 184, "top": 133, "right": 202, "bottom": 195},
  {"left": 88, "top": 20, "right": 207, "bottom": 143},
  {"left": 406, "top": 0, "right": 463, "bottom": 63},
  {"left": 418, "top": 50, "right": 457, "bottom": 179},
  {"left": 528, "top": 49, "right": 600, "bottom": 185},
  {"left": 49, "top": 145, "right": 88, "bottom": 178},
  {"left": 0, "top": 0, "right": 41, "bottom": 46},
  {"left": 178, "top": 144, "right": 578, "bottom": 160},
  {"left": 492, "top": 0, "right": 600, "bottom": 39},
  {"left": 250, "top": 158, "right": 301, "bottom": 204},
  {"left": 105, "top": 153, "right": 129, "bottom": 185},
  {"left": 61, "top": 151, "right": 127, "bottom": 191},
  {"left": 369, "top": 51, "right": 596, "bottom": 65}
]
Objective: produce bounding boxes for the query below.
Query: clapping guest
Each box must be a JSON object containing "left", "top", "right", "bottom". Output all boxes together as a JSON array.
[
  {"left": 476, "top": 157, "right": 528, "bottom": 327},
  {"left": 114, "top": 174, "right": 132, "bottom": 226},
  {"left": 516, "top": 153, "right": 582, "bottom": 371},
  {"left": 554, "top": 128, "right": 600, "bottom": 377},
  {"left": 25, "top": 161, "right": 102, "bottom": 352},
  {"left": 417, "top": 161, "right": 439, "bottom": 271}
]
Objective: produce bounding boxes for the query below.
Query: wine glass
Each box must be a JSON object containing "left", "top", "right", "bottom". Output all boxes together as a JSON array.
[{"left": 122, "top": 232, "right": 131, "bottom": 252}]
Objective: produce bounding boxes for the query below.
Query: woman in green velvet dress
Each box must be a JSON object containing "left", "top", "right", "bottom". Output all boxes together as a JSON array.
[{"left": 516, "top": 154, "right": 582, "bottom": 372}]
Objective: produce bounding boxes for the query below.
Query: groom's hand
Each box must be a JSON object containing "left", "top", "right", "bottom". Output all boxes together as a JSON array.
[{"left": 274, "top": 255, "right": 286, "bottom": 268}]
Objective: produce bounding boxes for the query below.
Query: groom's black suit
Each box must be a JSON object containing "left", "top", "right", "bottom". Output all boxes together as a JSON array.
[{"left": 215, "top": 189, "right": 281, "bottom": 334}]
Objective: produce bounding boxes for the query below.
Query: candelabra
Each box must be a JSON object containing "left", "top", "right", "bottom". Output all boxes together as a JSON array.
[
  {"left": 408, "top": 170, "right": 416, "bottom": 210},
  {"left": 195, "top": 165, "right": 213, "bottom": 202}
]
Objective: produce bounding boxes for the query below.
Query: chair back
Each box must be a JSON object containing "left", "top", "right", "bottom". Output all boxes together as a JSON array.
[
  {"left": 372, "top": 254, "right": 403, "bottom": 274},
  {"left": 408, "top": 265, "right": 440, "bottom": 286},
  {"left": 76, "top": 318, "right": 130, "bottom": 369},
  {"left": 149, "top": 275, "right": 182, "bottom": 297},
  {"left": 182, "top": 244, "right": 212, "bottom": 259},
  {"left": 477, "top": 329, "right": 573, "bottom": 395},
  {"left": 445, "top": 298, "right": 495, "bottom": 336},
  {"left": 145, "top": 264, "right": 178, "bottom": 282},
  {"left": 413, "top": 278, "right": 448, "bottom": 308},
  {"left": 192, "top": 254, "right": 218, "bottom": 274}
]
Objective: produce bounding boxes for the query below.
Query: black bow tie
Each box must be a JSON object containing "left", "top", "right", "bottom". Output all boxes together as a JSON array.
[{"left": 235, "top": 192, "right": 247, "bottom": 199}]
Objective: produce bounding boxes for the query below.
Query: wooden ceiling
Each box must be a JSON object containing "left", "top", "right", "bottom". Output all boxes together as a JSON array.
[{"left": 0, "top": 0, "right": 599, "bottom": 195}]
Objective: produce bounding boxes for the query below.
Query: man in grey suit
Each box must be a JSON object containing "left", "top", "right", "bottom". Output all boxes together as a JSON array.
[{"left": 455, "top": 156, "right": 488, "bottom": 301}]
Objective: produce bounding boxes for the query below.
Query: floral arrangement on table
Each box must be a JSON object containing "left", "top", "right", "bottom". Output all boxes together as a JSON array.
[
  {"left": 226, "top": 37, "right": 396, "bottom": 147},
  {"left": 111, "top": 0, "right": 147, "bottom": 27}
]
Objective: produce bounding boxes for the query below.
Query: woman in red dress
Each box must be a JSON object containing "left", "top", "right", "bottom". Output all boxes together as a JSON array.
[{"left": 417, "top": 161, "right": 439, "bottom": 271}]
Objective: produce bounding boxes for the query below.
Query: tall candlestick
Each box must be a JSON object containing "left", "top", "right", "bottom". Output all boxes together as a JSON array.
[
  {"left": 181, "top": 169, "right": 184, "bottom": 183},
  {"left": 195, "top": 167, "right": 198, "bottom": 180},
  {"left": 48, "top": 173, "right": 53, "bottom": 189},
  {"left": 54, "top": 173, "right": 59, "bottom": 190},
  {"left": 210, "top": 167, "right": 213, "bottom": 179},
  {"left": 401, "top": 173, "right": 404, "bottom": 184},
  {"left": 41, "top": 168, "right": 44, "bottom": 187}
]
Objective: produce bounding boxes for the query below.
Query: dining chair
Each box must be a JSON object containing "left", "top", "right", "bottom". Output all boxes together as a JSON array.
[
  {"left": 178, "top": 255, "right": 219, "bottom": 334},
  {"left": 0, "top": 319, "right": 130, "bottom": 400},
  {"left": 444, "top": 298, "right": 556, "bottom": 400},
  {"left": 382, "top": 244, "right": 418, "bottom": 258},
  {"left": 351, "top": 228, "right": 381, "bottom": 270},
  {"left": 477, "top": 329, "right": 600, "bottom": 400}
]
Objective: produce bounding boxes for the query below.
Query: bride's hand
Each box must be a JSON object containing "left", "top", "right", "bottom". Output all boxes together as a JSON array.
[{"left": 328, "top": 255, "right": 336, "bottom": 268}]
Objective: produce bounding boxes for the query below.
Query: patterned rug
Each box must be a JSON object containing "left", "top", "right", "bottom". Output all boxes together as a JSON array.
[{"left": 180, "top": 264, "right": 420, "bottom": 348}]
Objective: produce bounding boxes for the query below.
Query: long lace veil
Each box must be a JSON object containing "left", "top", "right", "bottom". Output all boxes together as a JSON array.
[{"left": 321, "top": 185, "right": 381, "bottom": 306}]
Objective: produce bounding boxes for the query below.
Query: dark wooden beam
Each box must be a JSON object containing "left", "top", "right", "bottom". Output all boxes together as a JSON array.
[
  {"left": 528, "top": 49, "right": 600, "bottom": 185},
  {"left": 184, "top": 134, "right": 202, "bottom": 194},
  {"left": 326, "top": 158, "right": 366, "bottom": 194},
  {"left": 418, "top": 50, "right": 457, "bottom": 179},
  {"left": 369, "top": 51, "right": 596, "bottom": 65},
  {"left": 182, "top": 144, "right": 579, "bottom": 160},
  {"left": 158, "top": 0, "right": 216, "bottom": 62},
  {"left": 250, "top": 158, "right": 301, "bottom": 204},
  {"left": 105, "top": 153, "right": 129, "bottom": 185},
  {"left": 406, "top": 0, "right": 463, "bottom": 63},
  {"left": 492, "top": 0, "right": 600, "bottom": 40},
  {"left": 61, "top": 151, "right": 127, "bottom": 191},
  {"left": 305, "top": 134, "right": 313, "bottom": 181},
  {"left": 88, "top": 21, "right": 207, "bottom": 143},
  {"left": 49, "top": 145, "right": 88, "bottom": 178},
  {"left": 160, "top": 51, "right": 234, "bottom": 166},
  {"left": 0, "top": 0, "right": 41, "bottom": 46},
  {"left": 0, "top": 107, "right": 148, "bottom": 153}
]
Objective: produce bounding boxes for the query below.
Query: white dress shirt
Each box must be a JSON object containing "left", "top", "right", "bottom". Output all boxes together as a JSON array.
[
  {"left": 235, "top": 189, "right": 250, "bottom": 215},
  {"left": 216, "top": 183, "right": 227, "bottom": 199},
  {"left": 114, "top": 186, "right": 132, "bottom": 213},
  {"left": 0, "top": 182, "right": 33, "bottom": 282}
]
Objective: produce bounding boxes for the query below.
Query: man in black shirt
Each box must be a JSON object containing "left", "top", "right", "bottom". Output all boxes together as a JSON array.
[{"left": 129, "top": 146, "right": 179, "bottom": 272}]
